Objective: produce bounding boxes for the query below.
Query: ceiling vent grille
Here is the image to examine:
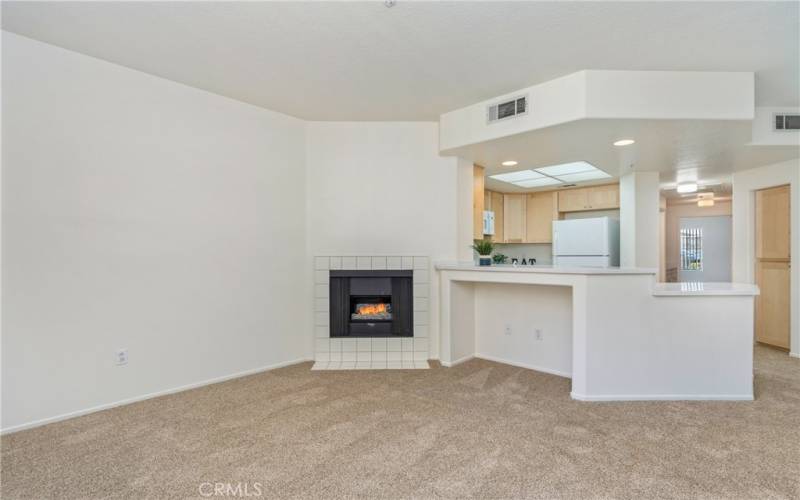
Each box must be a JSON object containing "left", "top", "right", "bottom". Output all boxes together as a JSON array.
[
  {"left": 487, "top": 95, "right": 528, "bottom": 124},
  {"left": 774, "top": 113, "right": 800, "bottom": 131}
]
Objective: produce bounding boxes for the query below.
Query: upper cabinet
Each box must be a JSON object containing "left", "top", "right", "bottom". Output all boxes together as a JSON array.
[
  {"left": 474, "top": 178, "right": 620, "bottom": 243},
  {"left": 558, "top": 184, "right": 619, "bottom": 212},
  {"left": 473, "top": 165, "right": 485, "bottom": 240},
  {"left": 525, "top": 191, "right": 558, "bottom": 243},
  {"left": 503, "top": 194, "right": 527, "bottom": 243},
  {"left": 587, "top": 184, "right": 620, "bottom": 210},
  {"left": 557, "top": 188, "right": 589, "bottom": 212}
]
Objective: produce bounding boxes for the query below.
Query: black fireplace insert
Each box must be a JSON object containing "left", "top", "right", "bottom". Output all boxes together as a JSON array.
[{"left": 329, "top": 270, "right": 413, "bottom": 337}]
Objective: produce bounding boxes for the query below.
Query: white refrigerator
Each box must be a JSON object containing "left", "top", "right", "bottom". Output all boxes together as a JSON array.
[{"left": 552, "top": 217, "right": 620, "bottom": 268}]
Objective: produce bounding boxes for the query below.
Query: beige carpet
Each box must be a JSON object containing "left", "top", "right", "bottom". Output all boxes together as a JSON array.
[{"left": 2, "top": 345, "right": 799, "bottom": 499}]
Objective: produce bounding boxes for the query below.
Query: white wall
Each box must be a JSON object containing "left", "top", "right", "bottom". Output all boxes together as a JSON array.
[
  {"left": 750, "top": 106, "right": 800, "bottom": 146},
  {"left": 305, "top": 122, "right": 460, "bottom": 359},
  {"left": 677, "top": 216, "right": 732, "bottom": 282},
  {"left": 620, "top": 171, "right": 660, "bottom": 268},
  {"left": 1, "top": 33, "right": 309, "bottom": 432},
  {"left": 732, "top": 159, "right": 800, "bottom": 356},
  {"left": 440, "top": 70, "right": 753, "bottom": 152},
  {"left": 475, "top": 283, "right": 572, "bottom": 377}
]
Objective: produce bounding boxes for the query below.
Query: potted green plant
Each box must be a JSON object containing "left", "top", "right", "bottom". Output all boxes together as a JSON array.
[
  {"left": 492, "top": 253, "right": 508, "bottom": 264},
  {"left": 471, "top": 239, "right": 494, "bottom": 266}
]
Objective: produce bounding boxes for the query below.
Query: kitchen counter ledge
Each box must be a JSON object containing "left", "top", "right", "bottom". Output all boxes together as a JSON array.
[{"left": 435, "top": 262, "right": 657, "bottom": 275}]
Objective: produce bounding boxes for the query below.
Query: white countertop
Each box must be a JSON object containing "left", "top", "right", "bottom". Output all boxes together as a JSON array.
[
  {"left": 435, "top": 262, "right": 658, "bottom": 275},
  {"left": 651, "top": 282, "right": 760, "bottom": 296}
]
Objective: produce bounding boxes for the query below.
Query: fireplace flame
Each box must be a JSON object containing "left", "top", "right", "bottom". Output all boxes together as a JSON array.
[{"left": 356, "top": 303, "right": 388, "bottom": 316}]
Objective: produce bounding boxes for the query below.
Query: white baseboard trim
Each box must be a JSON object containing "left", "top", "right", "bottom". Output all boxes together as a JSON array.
[
  {"left": 1, "top": 357, "right": 312, "bottom": 435},
  {"left": 474, "top": 353, "right": 572, "bottom": 379},
  {"left": 440, "top": 355, "right": 474, "bottom": 367},
  {"left": 790, "top": 351, "right": 799, "bottom": 359},
  {"left": 570, "top": 392, "right": 754, "bottom": 402}
]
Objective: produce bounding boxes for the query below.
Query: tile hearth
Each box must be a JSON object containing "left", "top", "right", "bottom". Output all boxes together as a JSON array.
[{"left": 312, "top": 255, "right": 430, "bottom": 370}]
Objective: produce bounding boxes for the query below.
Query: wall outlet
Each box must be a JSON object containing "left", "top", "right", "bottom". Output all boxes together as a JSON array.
[
  {"left": 115, "top": 349, "right": 128, "bottom": 365},
  {"left": 534, "top": 329, "right": 543, "bottom": 341},
  {"left": 504, "top": 324, "right": 512, "bottom": 336}
]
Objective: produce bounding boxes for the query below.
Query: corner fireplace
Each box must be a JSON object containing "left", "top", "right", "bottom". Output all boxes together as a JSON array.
[{"left": 329, "top": 270, "right": 413, "bottom": 337}]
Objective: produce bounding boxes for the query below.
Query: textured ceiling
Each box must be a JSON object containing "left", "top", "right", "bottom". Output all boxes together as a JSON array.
[{"left": 2, "top": 1, "right": 798, "bottom": 120}]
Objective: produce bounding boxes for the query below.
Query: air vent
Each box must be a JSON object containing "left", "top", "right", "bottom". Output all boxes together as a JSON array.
[
  {"left": 774, "top": 113, "right": 800, "bottom": 131},
  {"left": 487, "top": 95, "right": 528, "bottom": 124}
]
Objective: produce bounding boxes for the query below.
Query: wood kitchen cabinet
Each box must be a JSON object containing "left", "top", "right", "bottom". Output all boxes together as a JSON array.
[
  {"left": 558, "top": 184, "right": 619, "bottom": 212},
  {"left": 557, "top": 188, "right": 589, "bottom": 212},
  {"left": 587, "top": 184, "right": 620, "bottom": 210},
  {"left": 525, "top": 191, "right": 558, "bottom": 243},
  {"left": 503, "top": 193, "right": 526, "bottom": 243},
  {"left": 473, "top": 165, "right": 484, "bottom": 240},
  {"left": 491, "top": 191, "right": 504, "bottom": 242}
]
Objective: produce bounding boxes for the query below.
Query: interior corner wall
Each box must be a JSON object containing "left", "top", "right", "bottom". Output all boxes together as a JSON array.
[
  {"left": 620, "top": 171, "right": 660, "bottom": 269},
  {"left": 305, "top": 122, "right": 460, "bottom": 359},
  {"left": 1, "top": 32, "right": 309, "bottom": 432},
  {"left": 732, "top": 158, "right": 800, "bottom": 356}
]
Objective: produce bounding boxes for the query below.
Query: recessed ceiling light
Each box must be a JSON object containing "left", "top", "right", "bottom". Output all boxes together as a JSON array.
[
  {"left": 677, "top": 183, "right": 698, "bottom": 194},
  {"left": 535, "top": 161, "right": 596, "bottom": 177},
  {"left": 613, "top": 139, "right": 635, "bottom": 147},
  {"left": 514, "top": 177, "right": 563, "bottom": 188},
  {"left": 501, "top": 160, "right": 518, "bottom": 167},
  {"left": 489, "top": 170, "right": 542, "bottom": 183}
]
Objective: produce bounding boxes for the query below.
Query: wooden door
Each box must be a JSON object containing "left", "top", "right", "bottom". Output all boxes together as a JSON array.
[
  {"left": 756, "top": 186, "right": 790, "bottom": 259},
  {"left": 503, "top": 194, "right": 526, "bottom": 243},
  {"left": 491, "top": 191, "right": 504, "bottom": 243},
  {"left": 525, "top": 192, "right": 557, "bottom": 243},
  {"left": 558, "top": 188, "right": 589, "bottom": 212},
  {"left": 587, "top": 184, "right": 620, "bottom": 210},
  {"left": 473, "top": 165, "right": 485, "bottom": 240},
  {"left": 755, "top": 185, "right": 791, "bottom": 349}
]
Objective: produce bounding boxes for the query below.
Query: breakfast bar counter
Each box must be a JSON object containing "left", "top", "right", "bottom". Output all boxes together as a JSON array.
[{"left": 435, "top": 262, "right": 759, "bottom": 401}]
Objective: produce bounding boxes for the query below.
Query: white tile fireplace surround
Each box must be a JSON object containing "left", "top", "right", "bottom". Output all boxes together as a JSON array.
[{"left": 312, "top": 256, "right": 430, "bottom": 370}]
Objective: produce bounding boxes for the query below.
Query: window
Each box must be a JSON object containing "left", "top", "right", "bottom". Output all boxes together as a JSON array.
[{"left": 680, "top": 228, "right": 703, "bottom": 271}]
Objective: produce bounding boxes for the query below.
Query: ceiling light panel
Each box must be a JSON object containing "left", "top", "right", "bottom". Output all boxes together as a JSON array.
[
  {"left": 535, "top": 161, "right": 597, "bottom": 177},
  {"left": 489, "top": 170, "right": 543, "bottom": 183},
  {"left": 514, "top": 177, "right": 563, "bottom": 188},
  {"left": 555, "top": 170, "right": 613, "bottom": 182}
]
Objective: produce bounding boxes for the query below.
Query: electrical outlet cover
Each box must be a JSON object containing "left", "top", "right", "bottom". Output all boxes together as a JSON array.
[{"left": 116, "top": 349, "right": 128, "bottom": 365}]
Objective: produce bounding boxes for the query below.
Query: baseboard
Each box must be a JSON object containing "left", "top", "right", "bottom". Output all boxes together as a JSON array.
[
  {"left": 1, "top": 357, "right": 312, "bottom": 435},
  {"left": 440, "top": 355, "right": 474, "bottom": 367},
  {"left": 474, "top": 353, "right": 572, "bottom": 379},
  {"left": 570, "top": 392, "right": 754, "bottom": 402},
  {"left": 790, "top": 351, "right": 799, "bottom": 359}
]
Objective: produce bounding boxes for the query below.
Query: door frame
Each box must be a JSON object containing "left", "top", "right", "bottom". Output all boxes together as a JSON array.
[{"left": 732, "top": 159, "right": 799, "bottom": 357}]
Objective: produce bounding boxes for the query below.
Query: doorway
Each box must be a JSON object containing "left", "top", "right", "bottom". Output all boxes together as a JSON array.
[
  {"left": 678, "top": 216, "right": 732, "bottom": 282},
  {"left": 755, "top": 185, "right": 791, "bottom": 350}
]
